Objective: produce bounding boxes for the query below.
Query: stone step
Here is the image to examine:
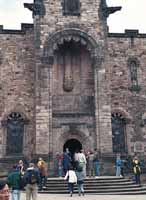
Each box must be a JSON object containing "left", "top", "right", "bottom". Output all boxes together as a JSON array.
[
  {"left": 46, "top": 177, "right": 131, "bottom": 183},
  {"left": 40, "top": 186, "right": 146, "bottom": 194},
  {"left": 40, "top": 190, "right": 146, "bottom": 195},
  {"left": 46, "top": 181, "right": 135, "bottom": 187},
  {"left": 44, "top": 184, "right": 140, "bottom": 190},
  {"left": 40, "top": 177, "right": 146, "bottom": 195}
]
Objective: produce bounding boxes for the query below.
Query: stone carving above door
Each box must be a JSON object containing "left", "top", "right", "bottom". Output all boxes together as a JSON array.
[{"left": 62, "top": 0, "right": 81, "bottom": 16}]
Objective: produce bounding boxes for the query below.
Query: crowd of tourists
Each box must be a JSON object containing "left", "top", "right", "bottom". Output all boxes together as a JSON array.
[
  {"left": 0, "top": 158, "right": 47, "bottom": 200},
  {"left": 0, "top": 150, "right": 143, "bottom": 199}
]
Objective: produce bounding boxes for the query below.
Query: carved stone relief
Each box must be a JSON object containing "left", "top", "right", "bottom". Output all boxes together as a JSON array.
[{"left": 62, "top": 0, "right": 81, "bottom": 16}]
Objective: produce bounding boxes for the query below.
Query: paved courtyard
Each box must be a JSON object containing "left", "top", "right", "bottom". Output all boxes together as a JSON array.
[{"left": 19, "top": 193, "right": 145, "bottom": 200}]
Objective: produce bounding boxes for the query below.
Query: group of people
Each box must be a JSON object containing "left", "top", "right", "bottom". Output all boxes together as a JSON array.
[
  {"left": 56, "top": 148, "right": 100, "bottom": 178},
  {"left": 57, "top": 148, "right": 100, "bottom": 197},
  {"left": 0, "top": 151, "right": 143, "bottom": 199},
  {"left": 115, "top": 155, "right": 141, "bottom": 185},
  {"left": 0, "top": 158, "right": 47, "bottom": 200}
]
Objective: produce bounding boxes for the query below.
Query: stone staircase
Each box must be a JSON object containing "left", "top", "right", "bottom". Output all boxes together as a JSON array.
[{"left": 40, "top": 176, "right": 146, "bottom": 195}]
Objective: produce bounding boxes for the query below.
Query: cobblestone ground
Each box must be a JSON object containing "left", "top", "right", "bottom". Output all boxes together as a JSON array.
[{"left": 19, "top": 192, "right": 145, "bottom": 200}]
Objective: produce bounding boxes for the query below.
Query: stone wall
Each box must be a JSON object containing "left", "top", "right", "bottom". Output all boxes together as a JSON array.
[
  {"left": 0, "top": 26, "right": 35, "bottom": 159},
  {"left": 0, "top": 1, "right": 145, "bottom": 172},
  {"left": 34, "top": 0, "right": 113, "bottom": 158},
  {"left": 108, "top": 34, "right": 146, "bottom": 156}
]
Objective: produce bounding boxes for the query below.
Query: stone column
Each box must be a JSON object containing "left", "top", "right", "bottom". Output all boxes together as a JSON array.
[
  {"left": 35, "top": 55, "right": 53, "bottom": 155},
  {"left": 94, "top": 57, "right": 113, "bottom": 154}
]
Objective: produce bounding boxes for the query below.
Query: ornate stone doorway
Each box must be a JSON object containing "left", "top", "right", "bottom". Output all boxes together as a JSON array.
[{"left": 63, "top": 138, "right": 82, "bottom": 155}]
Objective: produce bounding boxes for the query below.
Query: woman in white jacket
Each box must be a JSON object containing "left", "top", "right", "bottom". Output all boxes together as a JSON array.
[{"left": 64, "top": 166, "right": 77, "bottom": 196}]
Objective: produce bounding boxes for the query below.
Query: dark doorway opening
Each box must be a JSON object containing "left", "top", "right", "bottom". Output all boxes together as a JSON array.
[
  {"left": 63, "top": 139, "right": 82, "bottom": 156},
  {"left": 6, "top": 112, "right": 24, "bottom": 155}
]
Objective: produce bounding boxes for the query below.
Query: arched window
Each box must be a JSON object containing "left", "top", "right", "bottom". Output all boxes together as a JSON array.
[
  {"left": 112, "top": 113, "right": 126, "bottom": 153},
  {"left": 6, "top": 112, "right": 25, "bottom": 155},
  {"left": 128, "top": 57, "right": 140, "bottom": 91}
]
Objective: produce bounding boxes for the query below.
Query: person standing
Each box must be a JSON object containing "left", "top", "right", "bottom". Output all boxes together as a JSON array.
[
  {"left": 0, "top": 180, "right": 10, "bottom": 200},
  {"left": 88, "top": 151, "right": 94, "bottom": 177},
  {"left": 93, "top": 149, "right": 100, "bottom": 177},
  {"left": 25, "top": 163, "right": 40, "bottom": 200},
  {"left": 37, "top": 158, "right": 47, "bottom": 190},
  {"left": 62, "top": 148, "right": 72, "bottom": 175},
  {"left": 133, "top": 156, "right": 141, "bottom": 185},
  {"left": 64, "top": 166, "right": 77, "bottom": 197},
  {"left": 7, "top": 165, "right": 22, "bottom": 200},
  {"left": 58, "top": 152, "right": 63, "bottom": 177},
  {"left": 17, "top": 160, "right": 25, "bottom": 176},
  {"left": 77, "top": 149, "right": 87, "bottom": 178},
  {"left": 76, "top": 166, "right": 85, "bottom": 196},
  {"left": 115, "top": 154, "right": 122, "bottom": 176}
]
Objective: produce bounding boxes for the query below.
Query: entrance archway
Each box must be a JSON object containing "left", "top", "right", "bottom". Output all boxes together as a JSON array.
[{"left": 63, "top": 139, "right": 82, "bottom": 155}]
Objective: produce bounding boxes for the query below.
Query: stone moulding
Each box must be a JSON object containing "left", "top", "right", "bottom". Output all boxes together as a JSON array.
[{"left": 42, "top": 29, "right": 102, "bottom": 65}]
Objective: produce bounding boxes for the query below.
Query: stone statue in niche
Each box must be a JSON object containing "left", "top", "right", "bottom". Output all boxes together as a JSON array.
[
  {"left": 63, "top": 51, "right": 74, "bottom": 92},
  {"left": 63, "top": 0, "right": 80, "bottom": 15}
]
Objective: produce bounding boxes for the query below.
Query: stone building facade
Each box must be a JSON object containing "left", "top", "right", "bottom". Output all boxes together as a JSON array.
[{"left": 0, "top": 0, "right": 146, "bottom": 175}]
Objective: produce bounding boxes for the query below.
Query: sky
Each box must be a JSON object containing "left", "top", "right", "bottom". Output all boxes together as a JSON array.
[{"left": 0, "top": 0, "right": 146, "bottom": 33}]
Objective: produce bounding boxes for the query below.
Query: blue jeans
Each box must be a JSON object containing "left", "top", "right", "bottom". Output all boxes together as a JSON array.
[
  {"left": 39, "top": 176, "right": 47, "bottom": 189},
  {"left": 58, "top": 166, "right": 63, "bottom": 177},
  {"left": 68, "top": 183, "right": 74, "bottom": 193},
  {"left": 116, "top": 166, "right": 121, "bottom": 176},
  {"left": 11, "top": 190, "right": 20, "bottom": 200},
  {"left": 77, "top": 183, "right": 84, "bottom": 193},
  {"left": 135, "top": 174, "right": 141, "bottom": 184},
  {"left": 94, "top": 161, "right": 100, "bottom": 176}
]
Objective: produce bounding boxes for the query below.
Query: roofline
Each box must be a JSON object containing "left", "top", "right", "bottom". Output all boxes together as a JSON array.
[{"left": 0, "top": 23, "right": 34, "bottom": 35}]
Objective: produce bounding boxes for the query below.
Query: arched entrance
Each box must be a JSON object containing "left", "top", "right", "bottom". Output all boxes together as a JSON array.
[{"left": 63, "top": 139, "right": 82, "bottom": 155}]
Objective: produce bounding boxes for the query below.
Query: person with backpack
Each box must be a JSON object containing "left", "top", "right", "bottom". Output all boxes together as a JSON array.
[
  {"left": 64, "top": 165, "right": 77, "bottom": 197},
  {"left": 76, "top": 165, "right": 85, "bottom": 196},
  {"left": 25, "top": 163, "right": 40, "bottom": 200},
  {"left": 7, "top": 164, "right": 22, "bottom": 200},
  {"left": 133, "top": 156, "right": 141, "bottom": 185},
  {"left": 77, "top": 149, "right": 87, "bottom": 178}
]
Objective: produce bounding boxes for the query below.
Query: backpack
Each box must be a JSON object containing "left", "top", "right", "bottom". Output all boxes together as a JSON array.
[
  {"left": 134, "top": 165, "right": 141, "bottom": 174},
  {"left": 77, "top": 165, "right": 83, "bottom": 172},
  {"left": 28, "top": 170, "right": 38, "bottom": 184},
  {"left": 20, "top": 175, "right": 27, "bottom": 189}
]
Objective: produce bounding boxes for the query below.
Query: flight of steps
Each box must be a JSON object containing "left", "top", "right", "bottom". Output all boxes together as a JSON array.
[{"left": 40, "top": 176, "right": 146, "bottom": 195}]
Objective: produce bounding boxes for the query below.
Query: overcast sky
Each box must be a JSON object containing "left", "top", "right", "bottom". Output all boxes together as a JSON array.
[{"left": 0, "top": 0, "right": 146, "bottom": 33}]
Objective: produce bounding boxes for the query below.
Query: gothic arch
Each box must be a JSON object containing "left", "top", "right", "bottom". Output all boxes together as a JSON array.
[
  {"left": 42, "top": 28, "right": 101, "bottom": 63},
  {"left": 58, "top": 128, "right": 93, "bottom": 152}
]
